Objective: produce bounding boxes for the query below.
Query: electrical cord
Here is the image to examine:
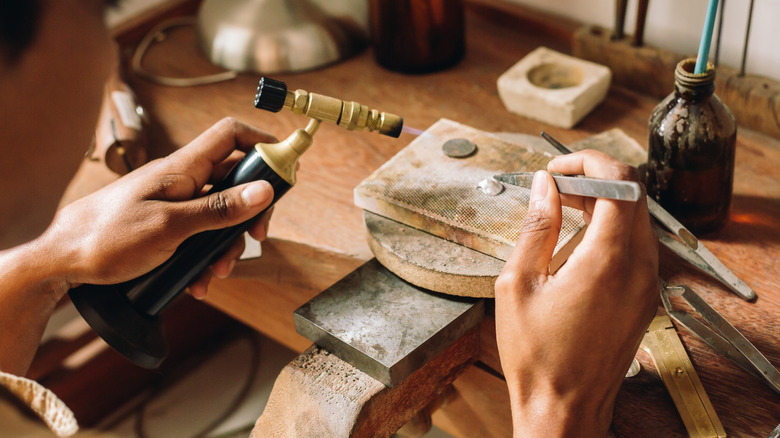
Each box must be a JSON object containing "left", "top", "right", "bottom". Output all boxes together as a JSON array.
[
  {"left": 133, "top": 331, "right": 262, "bottom": 438},
  {"left": 131, "top": 16, "right": 238, "bottom": 87}
]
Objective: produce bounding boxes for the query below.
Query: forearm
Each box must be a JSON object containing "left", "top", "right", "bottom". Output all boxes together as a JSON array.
[
  {"left": 0, "top": 239, "right": 71, "bottom": 376},
  {"left": 506, "top": 379, "right": 614, "bottom": 437}
]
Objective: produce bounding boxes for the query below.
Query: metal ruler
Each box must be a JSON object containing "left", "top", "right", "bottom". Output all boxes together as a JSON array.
[{"left": 641, "top": 315, "right": 727, "bottom": 438}]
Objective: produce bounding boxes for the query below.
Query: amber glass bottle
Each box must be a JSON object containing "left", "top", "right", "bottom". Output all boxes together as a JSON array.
[
  {"left": 368, "top": 0, "right": 465, "bottom": 74},
  {"left": 646, "top": 58, "right": 736, "bottom": 234}
]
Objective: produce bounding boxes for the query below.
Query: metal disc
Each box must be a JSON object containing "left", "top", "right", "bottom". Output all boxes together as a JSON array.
[{"left": 442, "top": 138, "right": 477, "bottom": 158}]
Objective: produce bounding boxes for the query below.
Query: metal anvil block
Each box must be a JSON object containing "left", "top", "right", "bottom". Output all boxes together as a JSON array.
[{"left": 294, "top": 259, "right": 484, "bottom": 387}]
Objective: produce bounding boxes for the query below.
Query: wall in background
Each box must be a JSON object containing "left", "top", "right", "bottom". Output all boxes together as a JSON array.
[
  {"left": 106, "top": 0, "right": 368, "bottom": 29},
  {"left": 108, "top": 0, "right": 778, "bottom": 81},
  {"left": 106, "top": 0, "right": 166, "bottom": 27},
  {"left": 504, "top": 0, "right": 779, "bottom": 81}
]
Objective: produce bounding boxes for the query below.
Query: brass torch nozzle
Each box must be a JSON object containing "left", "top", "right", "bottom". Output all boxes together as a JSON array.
[{"left": 255, "top": 77, "right": 403, "bottom": 138}]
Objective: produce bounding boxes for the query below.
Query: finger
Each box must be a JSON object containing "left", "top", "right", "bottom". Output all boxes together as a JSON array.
[
  {"left": 188, "top": 269, "right": 212, "bottom": 300},
  {"left": 170, "top": 180, "right": 274, "bottom": 236},
  {"left": 582, "top": 210, "right": 593, "bottom": 224},
  {"left": 212, "top": 238, "right": 244, "bottom": 279},
  {"left": 549, "top": 150, "right": 638, "bottom": 246},
  {"left": 184, "top": 117, "right": 276, "bottom": 160},
  {"left": 557, "top": 193, "right": 596, "bottom": 218},
  {"left": 209, "top": 149, "right": 250, "bottom": 184},
  {"left": 167, "top": 118, "right": 277, "bottom": 189},
  {"left": 247, "top": 206, "right": 274, "bottom": 241},
  {"left": 629, "top": 184, "right": 659, "bottom": 267},
  {"left": 499, "top": 171, "right": 562, "bottom": 287}
]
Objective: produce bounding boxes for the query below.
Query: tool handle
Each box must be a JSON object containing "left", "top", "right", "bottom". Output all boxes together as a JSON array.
[
  {"left": 128, "top": 148, "right": 290, "bottom": 315},
  {"left": 71, "top": 148, "right": 291, "bottom": 316},
  {"left": 614, "top": 0, "right": 628, "bottom": 39},
  {"left": 633, "top": 0, "right": 650, "bottom": 46}
]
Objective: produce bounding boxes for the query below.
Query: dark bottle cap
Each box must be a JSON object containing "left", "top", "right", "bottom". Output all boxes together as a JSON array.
[{"left": 254, "top": 77, "right": 287, "bottom": 112}]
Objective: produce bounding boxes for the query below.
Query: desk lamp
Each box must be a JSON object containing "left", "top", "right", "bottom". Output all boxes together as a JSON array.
[{"left": 196, "top": 0, "right": 367, "bottom": 73}]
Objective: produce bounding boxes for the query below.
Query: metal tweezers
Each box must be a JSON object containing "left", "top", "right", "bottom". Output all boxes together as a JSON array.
[
  {"left": 541, "top": 132, "right": 757, "bottom": 301},
  {"left": 661, "top": 284, "right": 780, "bottom": 395},
  {"left": 648, "top": 199, "right": 755, "bottom": 301}
]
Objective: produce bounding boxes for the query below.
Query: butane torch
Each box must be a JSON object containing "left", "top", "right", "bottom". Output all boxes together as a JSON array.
[{"left": 69, "top": 77, "right": 403, "bottom": 368}]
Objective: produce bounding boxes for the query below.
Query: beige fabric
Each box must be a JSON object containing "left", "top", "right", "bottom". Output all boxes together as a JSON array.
[{"left": 0, "top": 371, "right": 79, "bottom": 437}]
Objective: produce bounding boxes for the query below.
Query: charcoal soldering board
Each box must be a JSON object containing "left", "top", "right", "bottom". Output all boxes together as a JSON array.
[{"left": 354, "top": 118, "right": 586, "bottom": 267}]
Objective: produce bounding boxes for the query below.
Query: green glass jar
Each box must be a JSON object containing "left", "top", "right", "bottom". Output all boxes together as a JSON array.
[{"left": 646, "top": 58, "right": 736, "bottom": 234}]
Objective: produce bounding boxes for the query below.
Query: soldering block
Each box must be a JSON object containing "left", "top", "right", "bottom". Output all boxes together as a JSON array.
[{"left": 497, "top": 47, "right": 611, "bottom": 128}]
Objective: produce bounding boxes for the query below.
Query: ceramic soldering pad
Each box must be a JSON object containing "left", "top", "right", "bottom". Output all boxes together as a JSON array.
[{"left": 497, "top": 47, "right": 611, "bottom": 128}]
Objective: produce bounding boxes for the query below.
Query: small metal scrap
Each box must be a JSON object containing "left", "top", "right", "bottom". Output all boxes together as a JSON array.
[
  {"left": 477, "top": 177, "right": 504, "bottom": 196},
  {"left": 625, "top": 358, "right": 641, "bottom": 378},
  {"left": 443, "top": 138, "right": 477, "bottom": 158}
]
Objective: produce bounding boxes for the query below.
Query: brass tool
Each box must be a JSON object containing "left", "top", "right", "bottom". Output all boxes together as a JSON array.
[
  {"left": 541, "top": 132, "right": 757, "bottom": 301},
  {"left": 69, "top": 77, "right": 403, "bottom": 368},
  {"left": 252, "top": 79, "right": 403, "bottom": 184},
  {"left": 662, "top": 284, "right": 780, "bottom": 394},
  {"left": 271, "top": 83, "right": 402, "bottom": 138},
  {"left": 641, "top": 314, "right": 727, "bottom": 438}
]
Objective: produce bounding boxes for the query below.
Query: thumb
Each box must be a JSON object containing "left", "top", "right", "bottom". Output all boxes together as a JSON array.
[
  {"left": 172, "top": 180, "right": 274, "bottom": 235},
  {"left": 503, "top": 171, "right": 562, "bottom": 281}
]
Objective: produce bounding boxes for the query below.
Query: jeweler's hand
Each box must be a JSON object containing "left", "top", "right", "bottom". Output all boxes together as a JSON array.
[
  {"left": 494, "top": 150, "right": 659, "bottom": 437},
  {"left": 41, "top": 117, "right": 277, "bottom": 299}
]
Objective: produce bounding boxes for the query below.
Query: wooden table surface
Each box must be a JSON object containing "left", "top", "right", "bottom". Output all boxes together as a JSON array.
[{"left": 65, "top": 1, "right": 779, "bottom": 436}]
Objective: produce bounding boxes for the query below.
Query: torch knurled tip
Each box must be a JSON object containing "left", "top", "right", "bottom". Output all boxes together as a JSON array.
[{"left": 254, "top": 77, "right": 287, "bottom": 113}]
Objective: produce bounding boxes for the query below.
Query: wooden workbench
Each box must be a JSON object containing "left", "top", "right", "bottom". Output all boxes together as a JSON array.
[{"left": 68, "top": 0, "right": 779, "bottom": 435}]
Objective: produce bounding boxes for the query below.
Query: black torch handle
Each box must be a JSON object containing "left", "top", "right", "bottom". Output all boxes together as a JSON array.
[{"left": 117, "top": 148, "right": 291, "bottom": 316}]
